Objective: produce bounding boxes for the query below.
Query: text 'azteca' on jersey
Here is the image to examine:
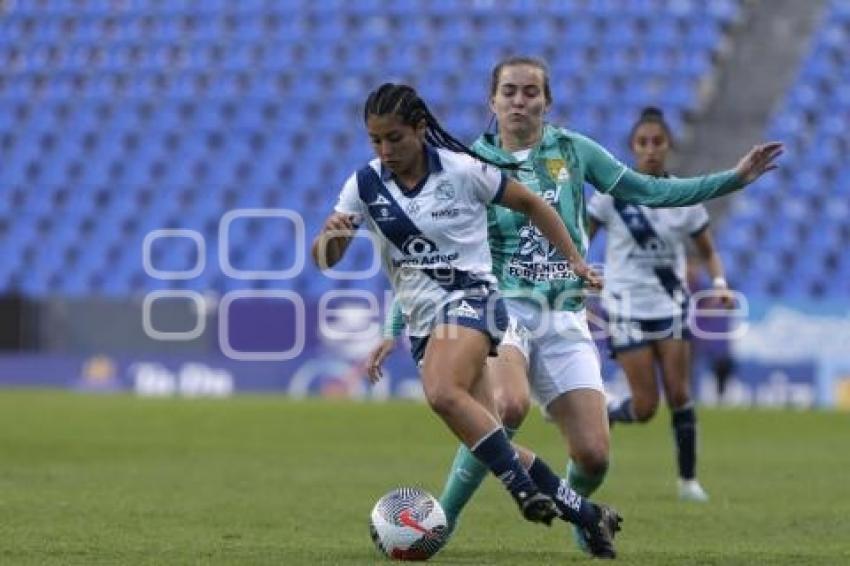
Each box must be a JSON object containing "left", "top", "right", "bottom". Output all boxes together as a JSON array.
[
  {"left": 392, "top": 234, "right": 459, "bottom": 268},
  {"left": 333, "top": 146, "right": 507, "bottom": 336}
]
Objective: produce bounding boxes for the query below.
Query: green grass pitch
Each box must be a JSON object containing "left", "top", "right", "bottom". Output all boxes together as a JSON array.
[{"left": 1, "top": 390, "right": 848, "bottom": 565}]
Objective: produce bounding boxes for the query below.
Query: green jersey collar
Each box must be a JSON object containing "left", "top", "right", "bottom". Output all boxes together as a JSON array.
[{"left": 475, "top": 124, "right": 564, "bottom": 163}]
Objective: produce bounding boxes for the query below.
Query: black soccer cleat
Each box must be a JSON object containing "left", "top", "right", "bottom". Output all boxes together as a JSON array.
[
  {"left": 580, "top": 503, "right": 623, "bottom": 559},
  {"left": 514, "top": 489, "right": 561, "bottom": 526}
]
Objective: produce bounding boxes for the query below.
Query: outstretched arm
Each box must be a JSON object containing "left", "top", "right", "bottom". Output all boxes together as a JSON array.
[
  {"left": 609, "top": 168, "right": 742, "bottom": 207},
  {"left": 583, "top": 136, "right": 783, "bottom": 207}
]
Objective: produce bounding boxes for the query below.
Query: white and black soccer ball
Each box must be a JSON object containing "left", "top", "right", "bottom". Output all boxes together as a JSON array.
[{"left": 369, "top": 488, "right": 449, "bottom": 561}]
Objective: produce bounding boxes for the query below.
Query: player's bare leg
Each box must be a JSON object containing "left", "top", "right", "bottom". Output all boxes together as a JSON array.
[
  {"left": 608, "top": 346, "right": 659, "bottom": 423},
  {"left": 420, "top": 325, "right": 557, "bottom": 524},
  {"left": 656, "top": 338, "right": 709, "bottom": 502},
  {"left": 490, "top": 346, "right": 532, "bottom": 430},
  {"left": 548, "top": 388, "right": 611, "bottom": 552},
  {"left": 438, "top": 345, "right": 531, "bottom": 536}
]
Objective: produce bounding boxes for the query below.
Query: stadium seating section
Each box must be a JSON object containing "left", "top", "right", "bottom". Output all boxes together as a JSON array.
[
  {"left": 12, "top": 0, "right": 840, "bottom": 301},
  {"left": 714, "top": 0, "right": 850, "bottom": 300}
]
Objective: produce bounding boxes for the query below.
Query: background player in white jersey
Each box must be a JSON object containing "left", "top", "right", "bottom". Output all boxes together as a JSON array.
[
  {"left": 369, "top": 58, "right": 782, "bottom": 555},
  {"left": 588, "top": 107, "right": 736, "bottom": 502},
  {"left": 312, "top": 83, "right": 623, "bottom": 557}
]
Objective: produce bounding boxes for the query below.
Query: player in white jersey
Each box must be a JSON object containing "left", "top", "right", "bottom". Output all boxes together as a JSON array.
[
  {"left": 367, "top": 59, "right": 780, "bottom": 557},
  {"left": 312, "top": 83, "right": 623, "bottom": 554},
  {"left": 588, "top": 107, "right": 736, "bottom": 502}
]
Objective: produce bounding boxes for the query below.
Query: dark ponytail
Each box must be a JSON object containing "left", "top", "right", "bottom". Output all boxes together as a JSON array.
[
  {"left": 364, "top": 83, "right": 521, "bottom": 170},
  {"left": 629, "top": 106, "right": 674, "bottom": 147}
]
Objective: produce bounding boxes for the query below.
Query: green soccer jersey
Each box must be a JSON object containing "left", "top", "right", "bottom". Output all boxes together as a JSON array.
[
  {"left": 472, "top": 124, "right": 743, "bottom": 312},
  {"left": 383, "top": 126, "right": 744, "bottom": 334}
]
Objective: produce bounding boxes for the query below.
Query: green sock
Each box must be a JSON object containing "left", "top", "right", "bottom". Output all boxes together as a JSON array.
[
  {"left": 439, "top": 427, "right": 517, "bottom": 527},
  {"left": 567, "top": 459, "right": 608, "bottom": 497}
]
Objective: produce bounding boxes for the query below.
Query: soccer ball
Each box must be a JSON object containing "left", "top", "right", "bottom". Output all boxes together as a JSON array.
[{"left": 369, "top": 487, "right": 449, "bottom": 561}]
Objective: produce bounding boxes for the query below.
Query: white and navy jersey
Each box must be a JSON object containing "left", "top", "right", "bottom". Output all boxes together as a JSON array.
[
  {"left": 334, "top": 146, "right": 507, "bottom": 337},
  {"left": 588, "top": 192, "right": 709, "bottom": 319}
]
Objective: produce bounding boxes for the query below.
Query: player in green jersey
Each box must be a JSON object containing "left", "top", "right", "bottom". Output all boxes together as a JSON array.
[{"left": 368, "top": 57, "right": 781, "bottom": 556}]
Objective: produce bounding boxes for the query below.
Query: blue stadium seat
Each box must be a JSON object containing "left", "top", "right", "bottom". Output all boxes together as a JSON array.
[
  {"left": 0, "top": 1, "right": 745, "bottom": 297},
  {"left": 710, "top": 0, "right": 850, "bottom": 301}
]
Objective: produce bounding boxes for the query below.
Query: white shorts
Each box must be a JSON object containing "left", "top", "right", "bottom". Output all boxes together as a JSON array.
[{"left": 501, "top": 299, "right": 604, "bottom": 408}]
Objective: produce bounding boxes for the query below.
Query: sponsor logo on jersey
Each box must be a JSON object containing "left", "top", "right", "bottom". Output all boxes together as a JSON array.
[
  {"left": 368, "top": 194, "right": 392, "bottom": 207},
  {"left": 402, "top": 235, "right": 438, "bottom": 255},
  {"left": 366, "top": 194, "right": 397, "bottom": 221},
  {"left": 435, "top": 180, "right": 455, "bottom": 201},
  {"left": 541, "top": 186, "right": 561, "bottom": 205},
  {"left": 393, "top": 235, "right": 459, "bottom": 267},
  {"left": 447, "top": 300, "right": 480, "bottom": 320},
  {"left": 374, "top": 207, "right": 396, "bottom": 222},
  {"left": 431, "top": 208, "right": 460, "bottom": 219},
  {"left": 507, "top": 224, "right": 579, "bottom": 282},
  {"left": 626, "top": 235, "right": 676, "bottom": 266},
  {"left": 618, "top": 205, "right": 676, "bottom": 263},
  {"left": 392, "top": 254, "right": 459, "bottom": 268}
]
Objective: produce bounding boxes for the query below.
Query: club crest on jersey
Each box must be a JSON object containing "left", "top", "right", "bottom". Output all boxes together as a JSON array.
[
  {"left": 405, "top": 199, "right": 421, "bottom": 217},
  {"left": 435, "top": 181, "right": 455, "bottom": 201},
  {"left": 506, "top": 225, "right": 579, "bottom": 282},
  {"left": 545, "top": 159, "right": 570, "bottom": 183}
]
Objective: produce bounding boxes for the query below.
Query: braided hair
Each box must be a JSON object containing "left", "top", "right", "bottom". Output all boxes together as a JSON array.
[{"left": 364, "top": 83, "right": 521, "bottom": 170}]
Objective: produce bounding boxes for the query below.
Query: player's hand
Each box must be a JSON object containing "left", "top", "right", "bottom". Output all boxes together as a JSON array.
[
  {"left": 366, "top": 338, "right": 396, "bottom": 383},
  {"left": 322, "top": 212, "right": 360, "bottom": 236},
  {"left": 714, "top": 286, "right": 736, "bottom": 309},
  {"left": 734, "top": 142, "right": 784, "bottom": 184},
  {"left": 574, "top": 262, "right": 603, "bottom": 291}
]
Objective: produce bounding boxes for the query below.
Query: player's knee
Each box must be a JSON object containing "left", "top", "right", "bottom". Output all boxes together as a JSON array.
[
  {"left": 422, "top": 380, "right": 463, "bottom": 418},
  {"left": 632, "top": 399, "right": 658, "bottom": 422},
  {"left": 667, "top": 391, "right": 691, "bottom": 409},
  {"left": 573, "top": 445, "right": 610, "bottom": 477},
  {"left": 495, "top": 392, "right": 530, "bottom": 429}
]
